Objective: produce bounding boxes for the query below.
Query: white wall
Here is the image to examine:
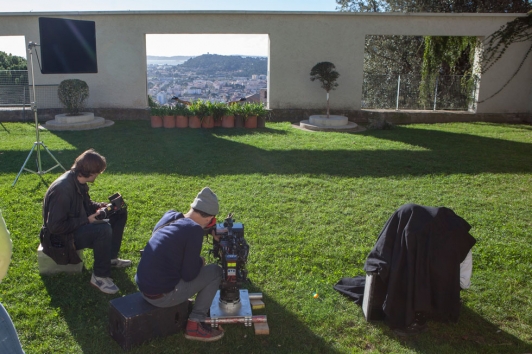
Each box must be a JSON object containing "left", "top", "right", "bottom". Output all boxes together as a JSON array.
[{"left": 0, "top": 11, "right": 530, "bottom": 113}]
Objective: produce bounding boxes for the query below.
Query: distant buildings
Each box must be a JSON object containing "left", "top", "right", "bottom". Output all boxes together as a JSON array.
[{"left": 147, "top": 61, "right": 267, "bottom": 105}]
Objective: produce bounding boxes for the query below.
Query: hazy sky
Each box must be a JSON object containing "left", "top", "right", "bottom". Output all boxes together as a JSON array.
[{"left": 0, "top": 0, "right": 338, "bottom": 58}]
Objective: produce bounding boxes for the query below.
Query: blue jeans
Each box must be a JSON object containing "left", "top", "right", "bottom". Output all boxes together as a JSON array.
[
  {"left": 73, "top": 209, "right": 127, "bottom": 277},
  {"left": 142, "top": 264, "right": 222, "bottom": 322},
  {"left": 0, "top": 303, "right": 24, "bottom": 354}
]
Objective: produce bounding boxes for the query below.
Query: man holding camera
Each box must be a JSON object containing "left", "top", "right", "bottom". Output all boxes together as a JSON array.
[
  {"left": 41, "top": 149, "right": 130, "bottom": 294},
  {"left": 135, "top": 187, "right": 224, "bottom": 342}
]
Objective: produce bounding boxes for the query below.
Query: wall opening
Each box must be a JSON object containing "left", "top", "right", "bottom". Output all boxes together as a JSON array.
[
  {"left": 145, "top": 34, "right": 269, "bottom": 108},
  {"left": 362, "top": 35, "right": 478, "bottom": 112}
]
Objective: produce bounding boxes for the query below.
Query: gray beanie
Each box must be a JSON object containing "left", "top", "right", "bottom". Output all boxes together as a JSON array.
[{"left": 190, "top": 187, "right": 219, "bottom": 216}]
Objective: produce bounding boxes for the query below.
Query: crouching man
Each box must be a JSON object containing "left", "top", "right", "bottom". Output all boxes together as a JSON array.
[{"left": 135, "top": 187, "right": 223, "bottom": 342}]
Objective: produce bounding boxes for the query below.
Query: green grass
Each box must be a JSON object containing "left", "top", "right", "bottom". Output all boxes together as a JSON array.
[{"left": 0, "top": 121, "right": 531, "bottom": 353}]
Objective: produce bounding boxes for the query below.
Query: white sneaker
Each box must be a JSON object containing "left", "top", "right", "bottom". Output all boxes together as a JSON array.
[
  {"left": 90, "top": 274, "right": 119, "bottom": 294},
  {"left": 111, "top": 258, "right": 132, "bottom": 268}
]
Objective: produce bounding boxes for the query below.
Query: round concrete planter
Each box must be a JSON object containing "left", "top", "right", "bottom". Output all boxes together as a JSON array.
[{"left": 309, "top": 115, "right": 348, "bottom": 126}]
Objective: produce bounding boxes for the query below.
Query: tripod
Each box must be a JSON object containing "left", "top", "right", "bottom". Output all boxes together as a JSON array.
[{"left": 12, "top": 41, "right": 65, "bottom": 186}]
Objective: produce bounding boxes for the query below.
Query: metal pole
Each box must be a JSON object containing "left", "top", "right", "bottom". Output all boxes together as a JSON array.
[
  {"left": 12, "top": 42, "right": 65, "bottom": 186},
  {"left": 433, "top": 75, "right": 439, "bottom": 111},
  {"left": 395, "top": 74, "right": 401, "bottom": 111}
]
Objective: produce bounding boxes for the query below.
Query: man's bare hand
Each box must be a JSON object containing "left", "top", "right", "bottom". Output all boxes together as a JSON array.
[{"left": 88, "top": 212, "right": 99, "bottom": 223}]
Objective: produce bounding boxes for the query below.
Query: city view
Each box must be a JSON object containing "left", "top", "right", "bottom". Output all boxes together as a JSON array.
[{"left": 147, "top": 54, "right": 268, "bottom": 105}]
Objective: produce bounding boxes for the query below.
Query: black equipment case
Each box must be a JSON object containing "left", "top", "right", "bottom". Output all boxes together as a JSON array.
[{"left": 109, "top": 292, "right": 189, "bottom": 351}]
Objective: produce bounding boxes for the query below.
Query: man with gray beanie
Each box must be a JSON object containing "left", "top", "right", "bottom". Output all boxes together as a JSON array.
[{"left": 135, "top": 187, "right": 224, "bottom": 342}]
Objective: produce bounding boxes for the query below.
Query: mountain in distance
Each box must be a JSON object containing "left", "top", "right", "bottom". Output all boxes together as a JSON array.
[{"left": 180, "top": 54, "right": 267, "bottom": 76}]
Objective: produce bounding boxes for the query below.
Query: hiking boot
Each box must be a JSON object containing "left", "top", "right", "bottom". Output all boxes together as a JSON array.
[
  {"left": 90, "top": 274, "right": 119, "bottom": 294},
  {"left": 184, "top": 319, "right": 224, "bottom": 342},
  {"left": 111, "top": 258, "right": 132, "bottom": 268}
]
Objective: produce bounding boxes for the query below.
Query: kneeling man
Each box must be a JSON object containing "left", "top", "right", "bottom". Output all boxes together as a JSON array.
[{"left": 135, "top": 187, "right": 223, "bottom": 342}]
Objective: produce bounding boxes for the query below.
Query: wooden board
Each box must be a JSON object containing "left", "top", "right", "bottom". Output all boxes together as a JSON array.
[
  {"left": 254, "top": 322, "right": 270, "bottom": 335},
  {"left": 250, "top": 299, "right": 265, "bottom": 310}
]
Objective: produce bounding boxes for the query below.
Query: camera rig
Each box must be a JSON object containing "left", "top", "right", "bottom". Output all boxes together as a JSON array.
[
  {"left": 95, "top": 193, "right": 126, "bottom": 220},
  {"left": 207, "top": 213, "right": 268, "bottom": 332},
  {"left": 210, "top": 213, "right": 249, "bottom": 304}
]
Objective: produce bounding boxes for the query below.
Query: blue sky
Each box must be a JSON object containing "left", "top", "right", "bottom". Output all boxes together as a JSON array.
[{"left": 1, "top": 0, "right": 338, "bottom": 58}]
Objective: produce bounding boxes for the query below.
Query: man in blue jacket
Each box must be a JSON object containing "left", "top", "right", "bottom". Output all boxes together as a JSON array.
[{"left": 135, "top": 187, "right": 223, "bottom": 342}]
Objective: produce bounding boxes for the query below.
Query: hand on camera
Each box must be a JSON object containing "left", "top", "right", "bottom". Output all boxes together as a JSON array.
[{"left": 88, "top": 212, "right": 100, "bottom": 224}]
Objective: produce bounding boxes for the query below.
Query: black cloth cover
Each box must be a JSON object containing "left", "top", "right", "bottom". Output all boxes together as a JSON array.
[{"left": 335, "top": 204, "right": 476, "bottom": 329}]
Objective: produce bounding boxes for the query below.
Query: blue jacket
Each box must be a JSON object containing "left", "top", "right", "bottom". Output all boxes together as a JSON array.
[{"left": 135, "top": 210, "right": 204, "bottom": 295}]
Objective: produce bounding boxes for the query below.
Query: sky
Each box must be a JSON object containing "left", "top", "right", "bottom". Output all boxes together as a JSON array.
[{"left": 0, "top": 0, "right": 338, "bottom": 58}]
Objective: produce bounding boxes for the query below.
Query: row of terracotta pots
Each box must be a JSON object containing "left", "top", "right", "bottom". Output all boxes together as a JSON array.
[{"left": 151, "top": 115, "right": 260, "bottom": 129}]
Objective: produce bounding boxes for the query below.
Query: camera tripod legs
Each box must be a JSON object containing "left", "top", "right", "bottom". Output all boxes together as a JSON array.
[{"left": 12, "top": 141, "right": 66, "bottom": 186}]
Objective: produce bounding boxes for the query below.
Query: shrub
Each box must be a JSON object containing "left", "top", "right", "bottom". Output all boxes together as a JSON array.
[{"left": 57, "top": 79, "right": 89, "bottom": 116}]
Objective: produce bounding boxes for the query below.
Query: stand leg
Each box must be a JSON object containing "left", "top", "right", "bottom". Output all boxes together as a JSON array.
[{"left": 12, "top": 143, "right": 37, "bottom": 186}]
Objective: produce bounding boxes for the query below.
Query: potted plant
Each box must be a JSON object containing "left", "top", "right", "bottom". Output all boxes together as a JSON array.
[
  {"left": 228, "top": 102, "right": 243, "bottom": 128},
  {"left": 310, "top": 62, "right": 340, "bottom": 118},
  {"left": 149, "top": 105, "right": 164, "bottom": 128},
  {"left": 187, "top": 100, "right": 203, "bottom": 128},
  {"left": 57, "top": 79, "right": 89, "bottom": 116},
  {"left": 253, "top": 103, "right": 269, "bottom": 128},
  {"left": 240, "top": 102, "right": 258, "bottom": 129},
  {"left": 211, "top": 102, "right": 229, "bottom": 127},
  {"left": 201, "top": 100, "right": 215, "bottom": 129},
  {"left": 163, "top": 105, "right": 175, "bottom": 128},
  {"left": 173, "top": 104, "right": 188, "bottom": 128}
]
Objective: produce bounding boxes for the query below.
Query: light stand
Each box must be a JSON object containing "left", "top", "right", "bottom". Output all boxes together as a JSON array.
[{"left": 12, "top": 41, "right": 65, "bottom": 186}]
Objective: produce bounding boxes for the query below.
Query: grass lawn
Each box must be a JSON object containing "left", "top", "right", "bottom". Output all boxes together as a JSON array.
[{"left": 0, "top": 120, "right": 531, "bottom": 353}]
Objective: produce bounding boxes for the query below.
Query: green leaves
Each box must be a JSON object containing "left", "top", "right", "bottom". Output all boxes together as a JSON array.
[{"left": 57, "top": 79, "right": 89, "bottom": 116}]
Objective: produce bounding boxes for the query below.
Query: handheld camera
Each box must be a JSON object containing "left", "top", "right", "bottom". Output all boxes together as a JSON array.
[{"left": 95, "top": 193, "right": 126, "bottom": 220}]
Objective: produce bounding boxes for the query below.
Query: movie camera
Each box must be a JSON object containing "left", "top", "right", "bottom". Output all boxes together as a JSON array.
[
  {"left": 210, "top": 213, "right": 249, "bottom": 305},
  {"left": 95, "top": 193, "right": 127, "bottom": 220}
]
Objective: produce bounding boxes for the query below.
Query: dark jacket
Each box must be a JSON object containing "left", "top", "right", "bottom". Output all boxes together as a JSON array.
[
  {"left": 40, "top": 170, "right": 100, "bottom": 264},
  {"left": 364, "top": 203, "right": 476, "bottom": 329}
]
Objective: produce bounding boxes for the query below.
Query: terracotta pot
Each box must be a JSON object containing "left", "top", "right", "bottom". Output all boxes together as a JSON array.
[
  {"left": 151, "top": 116, "right": 163, "bottom": 128},
  {"left": 201, "top": 116, "right": 214, "bottom": 128},
  {"left": 234, "top": 115, "right": 244, "bottom": 128},
  {"left": 189, "top": 116, "right": 201, "bottom": 128},
  {"left": 213, "top": 118, "right": 222, "bottom": 127},
  {"left": 163, "top": 115, "right": 175, "bottom": 128},
  {"left": 221, "top": 115, "right": 234, "bottom": 128},
  {"left": 175, "top": 115, "right": 188, "bottom": 128},
  {"left": 244, "top": 115, "right": 258, "bottom": 128}
]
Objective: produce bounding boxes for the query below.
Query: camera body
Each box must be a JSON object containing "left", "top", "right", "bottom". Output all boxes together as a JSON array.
[
  {"left": 211, "top": 214, "right": 249, "bottom": 304},
  {"left": 95, "top": 193, "right": 126, "bottom": 220}
]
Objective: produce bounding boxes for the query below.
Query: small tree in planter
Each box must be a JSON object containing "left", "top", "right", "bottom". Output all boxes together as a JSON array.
[
  {"left": 253, "top": 103, "right": 270, "bottom": 128},
  {"left": 57, "top": 79, "right": 89, "bottom": 116},
  {"left": 310, "top": 62, "right": 340, "bottom": 118},
  {"left": 228, "top": 102, "right": 243, "bottom": 128},
  {"left": 240, "top": 103, "right": 258, "bottom": 128}
]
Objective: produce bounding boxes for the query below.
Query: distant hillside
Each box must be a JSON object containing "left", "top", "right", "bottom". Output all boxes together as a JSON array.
[{"left": 180, "top": 54, "right": 267, "bottom": 76}]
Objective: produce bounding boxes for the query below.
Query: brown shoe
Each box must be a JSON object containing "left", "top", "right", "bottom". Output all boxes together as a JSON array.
[{"left": 184, "top": 319, "right": 224, "bottom": 342}]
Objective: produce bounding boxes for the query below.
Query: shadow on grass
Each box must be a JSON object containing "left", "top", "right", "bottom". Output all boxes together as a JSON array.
[
  {"left": 373, "top": 305, "right": 532, "bottom": 353},
  {"left": 2, "top": 123, "right": 531, "bottom": 177},
  {"left": 41, "top": 273, "right": 339, "bottom": 353}
]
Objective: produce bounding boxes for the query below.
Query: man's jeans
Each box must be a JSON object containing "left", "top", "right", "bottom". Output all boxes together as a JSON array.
[
  {"left": 142, "top": 264, "right": 222, "bottom": 322},
  {"left": 73, "top": 209, "right": 127, "bottom": 277},
  {"left": 0, "top": 303, "right": 24, "bottom": 354}
]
